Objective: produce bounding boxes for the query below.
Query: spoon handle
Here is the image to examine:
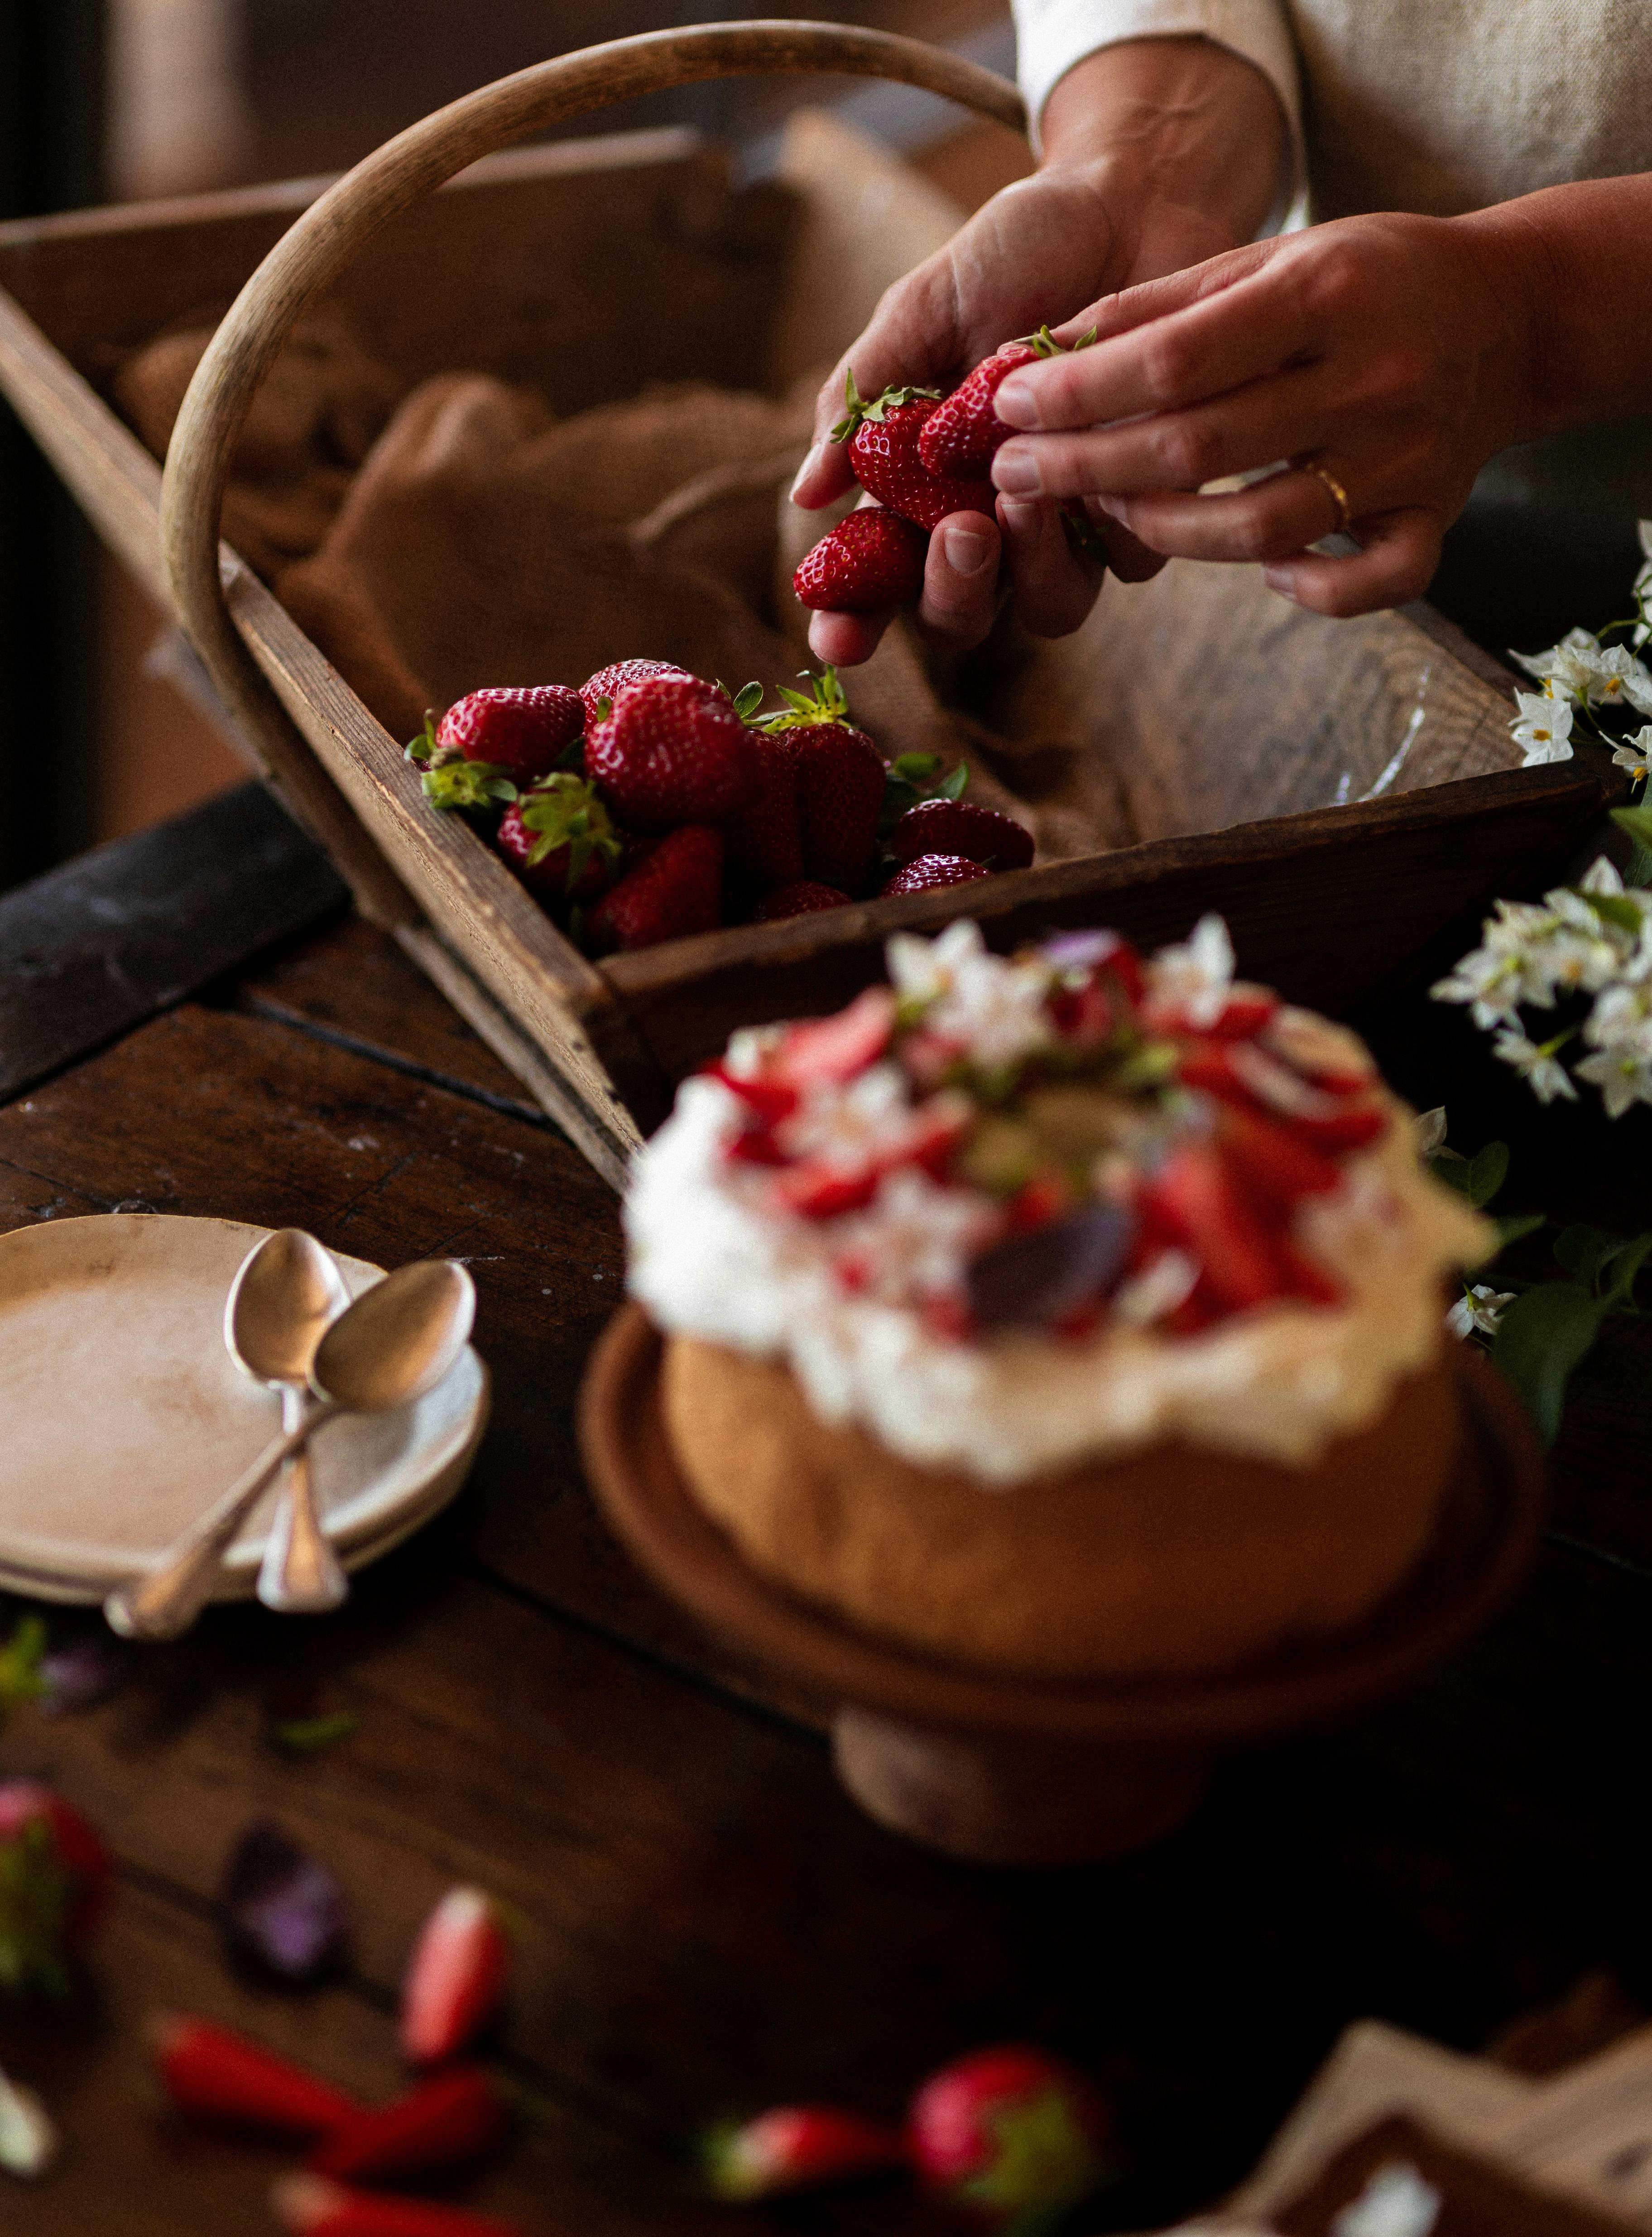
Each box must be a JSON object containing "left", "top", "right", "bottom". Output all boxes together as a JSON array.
[
  {"left": 257, "top": 1387, "right": 350, "bottom": 1616},
  {"left": 104, "top": 1402, "right": 341, "bottom": 1641}
]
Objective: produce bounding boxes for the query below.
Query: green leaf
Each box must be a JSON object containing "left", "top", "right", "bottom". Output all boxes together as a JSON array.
[
  {"left": 1494, "top": 1212, "right": 1545, "bottom": 1249},
  {"left": 267, "top": 1712, "right": 360, "bottom": 1758},
  {"left": 1628, "top": 841, "right": 1652, "bottom": 889},
  {"left": 404, "top": 712, "right": 440, "bottom": 765},
  {"left": 1612, "top": 803, "right": 1652, "bottom": 851},
  {"left": 1552, "top": 1222, "right": 1625, "bottom": 1284},
  {"left": 730, "top": 680, "right": 764, "bottom": 722},
  {"left": 1491, "top": 1280, "right": 1606, "bottom": 1443},
  {"left": 1601, "top": 1231, "right": 1652, "bottom": 1312},
  {"left": 890, "top": 752, "right": 942, "bottom": 783},
  {"left": 1465, "top": 1140, "right": 1510, "bottom": 1208},
  {"left": 0, "top": 1618, "right": 47, "bottom": 1723},
  {"left": 937, "top": 762, "right": 970, "bottom": 802},
  {"left": 1571, "top": 886, "right": 1645, "bottom": 933}
]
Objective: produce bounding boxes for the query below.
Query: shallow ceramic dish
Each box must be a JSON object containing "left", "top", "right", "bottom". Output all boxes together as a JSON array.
[{"left": 0, "top": 1213, "right": 488, "bottom": 1604}]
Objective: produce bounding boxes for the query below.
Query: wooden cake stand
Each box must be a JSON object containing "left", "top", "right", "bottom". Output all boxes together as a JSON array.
[{"left": 578, "top": 1309, "right": 1547, "bottom": 1866}]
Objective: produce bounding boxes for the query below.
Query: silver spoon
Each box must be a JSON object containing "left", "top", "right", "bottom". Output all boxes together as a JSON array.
[
  {"left": 105, "top": 1260, "right": 475, "bottom": 1642},
  {"left": 225, "top": 1229, "right": 351, "bottom": 1616}
]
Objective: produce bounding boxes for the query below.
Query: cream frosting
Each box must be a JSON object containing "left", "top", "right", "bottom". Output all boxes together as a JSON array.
[{"left": 624, "top": 1068, "right": 1495, "bottom": 1484}]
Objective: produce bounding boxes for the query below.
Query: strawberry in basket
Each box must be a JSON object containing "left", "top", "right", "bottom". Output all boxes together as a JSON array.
[
  {"left": 748, "top": 670, "right": 887, "bottom": 899},
  {"left": 493, "top": 774, "right": 622, "bottom": 909},
  {"left": 406, "top": 686, "right": 585, "bottom": 809},
  {"left": 586, "top": 672, "right": 755, "bottom": 833}
]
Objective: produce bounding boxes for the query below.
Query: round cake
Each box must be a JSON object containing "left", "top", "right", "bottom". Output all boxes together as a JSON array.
[{"left": 625, "top": 917, "right": 1494, "bottom": 1681}]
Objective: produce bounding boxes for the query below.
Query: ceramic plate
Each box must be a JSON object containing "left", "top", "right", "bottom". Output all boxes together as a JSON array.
[{"left": 0, "top": 1214, "right": 489, "bottom": 1604}]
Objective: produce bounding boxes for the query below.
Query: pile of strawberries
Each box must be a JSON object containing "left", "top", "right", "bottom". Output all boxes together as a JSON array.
[
  {"left": 408, "top": 664, "right": 1034, "bottom": 953},
  {"left": 709, "top": 924, "right": 1391, "bottom": 1341},
  {"left": 794, "top": 326, "right": 1102, "bottom": 613}
]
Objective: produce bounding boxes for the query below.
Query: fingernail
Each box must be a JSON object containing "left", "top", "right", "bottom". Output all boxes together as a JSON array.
[
  {"left": 942, "top": 524, "right": 994, "bottom": 577},
  {"left": 789, "top": 444, "right": 822, "bottom": 503},
  {"left": 1262, "top": 564, "right": 1298, "bottom": 600},
  {"left": 994, "top": 377, "right": 1038, "bottom": 428},
  {"left": 998, "top": 497, "right": 1042, "bottom": 543},
  {"left": 992, "top": 448, "right": 1041, "bottom": 497}
]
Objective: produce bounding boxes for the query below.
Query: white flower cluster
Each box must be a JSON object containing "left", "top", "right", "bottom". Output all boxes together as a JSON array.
[
  {"left": 1508, "top": 523, "right": 1652, "bottom": 774},
  {"left": 886, "top": 918, "right": 1056, "bottom": 1070},
  {"left": 1433, "top": 857, "right": 1652, "bottom": 1116}
]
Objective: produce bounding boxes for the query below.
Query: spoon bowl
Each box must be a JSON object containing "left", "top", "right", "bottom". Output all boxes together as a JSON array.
[
  {"left": 312, "top": 1260, "right": 475, "bottom": 1414},
  {"left": 227, "top": 1228, "right": 349, "bottom": 1386}
]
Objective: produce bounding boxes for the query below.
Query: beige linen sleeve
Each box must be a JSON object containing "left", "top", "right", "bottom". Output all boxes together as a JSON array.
[{"left": 1010, "top": 0, "right": 1303, "bottom": 218}]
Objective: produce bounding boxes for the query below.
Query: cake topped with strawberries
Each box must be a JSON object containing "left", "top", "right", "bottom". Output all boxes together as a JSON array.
[{"left": 628, "top": 916, "right": 1490, "bottom": 1482}]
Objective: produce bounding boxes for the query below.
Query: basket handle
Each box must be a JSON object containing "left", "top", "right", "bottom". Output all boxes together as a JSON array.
[{"left": 160, "top": 20, "right": 1024, "bottom": 807}]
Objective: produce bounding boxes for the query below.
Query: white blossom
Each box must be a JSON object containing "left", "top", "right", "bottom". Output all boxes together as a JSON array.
[
  {"left": 1579, "top": 855, "right": 1627, "bottom": 897},
  {"left": 0, "top": 2069, "right": 56, "bottom": 2179},
  {"left": 1614, "top": 726, "right": 1652, "bottom": 784},
  {"left": 1511, "top": 626, "right": 1602, "bottom": 699},
  {"left": 1413, "top": 1106, "right": 1449, "bottom": 1158},
  {"left": 1587, "top": 644, "right": 1652, "bottom": 713},
  {"left": 778, "top": 1063, "right": 912, "bottom": 1169},
  {"left": 1147, "top": 914, "right": 1235, "bottom": 1027},
  {"left": 1509, "top": 688, "right": 1574, "bottom": 765},
  {"left": 830, "top": 1166, "right": 1000, "bottom": 1305},
  {"left": 1574, "top": 1046, "right": 1652, "bottom": 1119},
  {"left": 1491, "top": 1028, "right": 1578, "bottom": 1102},
  {"left": 885, "top": 920, "right": 1054, "bottom": 1071},
  {"left": 1446, "top": 1284, "right": 1515, "bottom": 1340}
]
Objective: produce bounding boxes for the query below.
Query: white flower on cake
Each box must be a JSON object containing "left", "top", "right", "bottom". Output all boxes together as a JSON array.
[
  {"left": 887, "top": 919, "right": 1054, "bottom": 1070},
  {"left": 778, "top": 1063, "right": 912, "bottom": 1170},
  {"left": 1146, "top": 914, "right": 1234, "bottom": 1028},
  {"left": 830, "top": 1168, "right": 1000, "bottom": 1308}
]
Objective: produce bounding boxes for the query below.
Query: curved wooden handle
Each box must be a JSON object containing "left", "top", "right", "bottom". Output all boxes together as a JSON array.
[{"left": 160, "top": 20, "right": 1024, "bottom": 719}]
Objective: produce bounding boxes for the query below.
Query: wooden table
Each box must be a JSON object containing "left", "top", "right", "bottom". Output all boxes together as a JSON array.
[{"left": 2, "top": 782, "right": 1650, "bottom": 2237}]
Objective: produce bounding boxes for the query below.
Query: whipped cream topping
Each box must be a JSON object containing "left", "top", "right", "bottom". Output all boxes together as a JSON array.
[{"left": 624, "top": 1069, "right": 1494, "bottom": 1483}]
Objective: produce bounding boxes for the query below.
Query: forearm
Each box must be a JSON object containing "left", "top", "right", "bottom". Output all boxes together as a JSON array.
[
  {"left": 1037, "top": 38, "right": 1287, "bottom": 248},
  {"left": 1465, "top": 174, "right": 1652, "bottom": 440}
]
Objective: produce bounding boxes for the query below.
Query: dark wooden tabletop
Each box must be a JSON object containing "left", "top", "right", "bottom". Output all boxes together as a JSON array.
[{"left": 2, "top": 782, "right": 1651, "bottom": 2237}]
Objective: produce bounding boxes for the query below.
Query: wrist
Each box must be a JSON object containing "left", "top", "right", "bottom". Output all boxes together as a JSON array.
[{"left": 1037, "top": 37, "right": 1286, "bottom": 245}]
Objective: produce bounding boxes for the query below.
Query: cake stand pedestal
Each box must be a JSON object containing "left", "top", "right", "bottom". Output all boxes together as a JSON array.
[{"left": 578, "top": 1309, "right": 1547, "bottom": 1867}]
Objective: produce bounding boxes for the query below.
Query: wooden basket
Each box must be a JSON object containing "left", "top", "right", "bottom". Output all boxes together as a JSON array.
[{"left": 0, "top": 21, "right": 1616, "bottom": 1188}]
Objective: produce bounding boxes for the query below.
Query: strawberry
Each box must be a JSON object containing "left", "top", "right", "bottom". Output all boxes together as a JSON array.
[
  {"left": 1214, "top": 1103, "right": 1343, "bottom": 1212},
  {"left": 833, "top": 375, "right": 997, "bottom": 531},
  {"left": 586, "top": 674, "right": 754, "bottom": 833},
  {"left": 794, "top": 508, "right": 927, "bottom": 612},
  {"left": 908, "top": 2045, "right": 1114, "bottom": 2229},
  {"left": 0, "top": 1783, "right": 110, "bottom": 1996},
  {"left": 400, "top": 1886, "right": 512, "bottom": 2066},
  {"left": 408, "top": 686, "right": 584, "bottom": 786},
  {"left": 705, "top": 2106, "right": 909, "bottom": 2200},
  {"left": 309, "top": 2068, "right": 508, "bottom": 2184},
  {"left": 880, "top": 853, "right": 991, "bottom": 898},
  {"left": 578, "top": 658, "right": 689, "bottom": 726},
  {"left": 725, "top": 729, "right": 804, "bottom": 891},
  {"left": 752, "top": 881, "right": 851, "bottom": 922},
  {"left": 585, "top": 825, "right": 724, "bottom": 953},
  {"left": 888, "top": 800, "right": 1034, "bottom": 871},
  {"left": 273, "top": 2175, "right": 526, "bottom": 2237},
  {"left": 1138, "top": 1144, "right": 1289, "bottom": 1314},
  {"left": 754, "top": 670, "right": 887, "bottom": 895},
  {"left": 150, "top": 2013, "right": 361, "bottom": 2136},
  {"left": 917, "top": 326, "right": 1096, "bottom": 479},
  {"left": 1178, "top": 1039, "right": 1388, "bottom": 1152},
  {"left": 493, "top": 775, "right": 621, "bottom": 907}
]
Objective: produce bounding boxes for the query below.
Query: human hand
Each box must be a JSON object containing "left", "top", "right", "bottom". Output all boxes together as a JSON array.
[
  {"left": 790, "top": 37, "right": 1288, "bottom": 664},
  {"left": 989, "top": 210, "right": 1534, "bottom": 617}
]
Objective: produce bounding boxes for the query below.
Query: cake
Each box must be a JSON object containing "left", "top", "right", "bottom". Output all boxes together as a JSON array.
[{"left": 624, "top": 918, "right": 1494, "bottom": 1682}]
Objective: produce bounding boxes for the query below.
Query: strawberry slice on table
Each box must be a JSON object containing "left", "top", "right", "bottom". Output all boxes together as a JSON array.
[
  {"left": 917, "top": 325, "right": 1097, "bottom": 479},
  {"left": 586, "top": 673, "right": 754, "bottom": 833},
  {"left": 309, "top": 2067, "right": 509, "bottom": 2183},
  {"left": 577, "top": 658, "right": 690, "bottom": 726},
  {"left": 151, "top": 2012, "right": 361, "bottom": 2136},
  {"left": 881, "top": 852, "right": 991, "bottom": 898},
  {"left": 0, "top": 1782, "right": 110, "bottom": 1996},
  {"left": 585, "top": 825, "right": 724, "bottom": 953},
  {"left": 704, "top": 2105, "right": 909, "bottom": 2199},
  {"left": 493, "top": 775, "right": 621, "bottom": 907},
  {"left": 751, "top": 880, "right": 852, "bottom": 922},
  {"left": 408, "top": 685, "right": 585, "bottom": 785},
  {"left": 833, "top": 374, "right": 997, "bottom": 531},
  {"left": 908, "top": 2044, "right": 1115, "bottom": 2227},
  {"left": 273, "top": 2175, "right": 527, "bottom": 2237},
  {"left": 754, "top": 670, "right": 886, "bottom": 896},
  {"left": 794, "top": 508, "right": 927, "bottom": 613},
  {"left": 888, "top": 799, "right": 1034, "bottom": 871},
  {"left": 400, "top": 1885, "right": 512, "bottom": 2066}
]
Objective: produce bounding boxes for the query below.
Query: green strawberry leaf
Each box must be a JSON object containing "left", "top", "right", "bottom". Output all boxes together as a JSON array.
[
  {"left": 420, "top": 758, "right": 518, "bottom": 813},
  {"left": 937, "top": 762, "right": 970, "bottom": 802},
  {"left": 1492, "top": 1280, "right": 1606, "bottom": 1444},
  {"left": 0, "top": 1618, "right": 47, "bottom": 1724},
  {"left": 730, "top": 680, "right": 765, "bottom": 722},
  {"left": 404, "top": 712, "right": 440, "bottom": 765}
]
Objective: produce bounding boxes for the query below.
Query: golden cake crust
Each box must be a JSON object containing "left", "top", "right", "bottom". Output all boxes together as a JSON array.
[{"left": 661, "top": 1334, "right": 1460, "bottom": 1681}]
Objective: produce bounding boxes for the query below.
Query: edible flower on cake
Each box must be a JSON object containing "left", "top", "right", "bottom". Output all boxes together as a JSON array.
[{"left": 625, "top": 919, "right": 1493, "bottom": 1480}]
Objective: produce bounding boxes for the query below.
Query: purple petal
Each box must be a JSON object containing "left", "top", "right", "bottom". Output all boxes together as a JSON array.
[
  {"left": 220, "top": 1821, "right": 349, "bottom": 1983},
  {"left": 39, "top": 1632, "right": 132, "bottom": 1714},
  {"left": 1040, "top": 930, "right": 1128, "bottom": 973},
  {"left": 967, "top": 1202, "right": 1136, "bottom": 1329}
]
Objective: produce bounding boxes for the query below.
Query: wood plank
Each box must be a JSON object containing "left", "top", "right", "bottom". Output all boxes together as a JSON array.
[{"left": 0, "top": 781, "right": 345, "bottom": 1102}]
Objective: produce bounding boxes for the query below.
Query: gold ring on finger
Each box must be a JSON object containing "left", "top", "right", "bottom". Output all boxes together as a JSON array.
[{"left": 1302, "top": 462, "right": 1353, "bottom": 535}]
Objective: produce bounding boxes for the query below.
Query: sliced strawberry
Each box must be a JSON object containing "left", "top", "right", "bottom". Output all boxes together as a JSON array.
[
  {"left": 1141, "top": 1145, "right": 1290, "bottom": 1313},
  {"left": 774, "top": 987, "right": 896, "bottom": 1089},
  {"left": 908, "top": 2045, "right": 1114, "bottom": 2223},
  {"left": 1215, "top": 1104, "right": 1343, "bottom": 1210},
  {"left": 794, "top": 510, "right": 927, "bottom": 612},
  {"left": 309, "top": 2068, "right": 508, "bottom": 2183},
  {"left": 151, "top": 2013, "right": 361, "bottom": 2137},
  {"left": 772, "top": 1164, "right": 881, "bottom": 1219},
  {"left": 705, "top": 2106, "right": 908, "bottom": 2200},
  {"left": 584, "top": 826, "right": 724, "bottom": 953},
  {"left": 1145, "top": 985, "right": 1279, "bottom": 1039},
  {"left": 399, "top": 1886, "right": 512, "bottom": 2065},
  {"left": 273, "top": 2174, "right": 527, "bottom": 2237}
]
